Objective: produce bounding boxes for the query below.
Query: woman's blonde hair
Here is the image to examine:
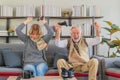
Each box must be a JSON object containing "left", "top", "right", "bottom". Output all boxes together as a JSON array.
[{"left": 29, "top": 24, "right": 42, "bottom": 36}]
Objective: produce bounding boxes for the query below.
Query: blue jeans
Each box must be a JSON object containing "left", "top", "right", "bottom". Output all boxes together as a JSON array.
[{"left": 23, "top": 63, "right": 48, "bottom": 76}]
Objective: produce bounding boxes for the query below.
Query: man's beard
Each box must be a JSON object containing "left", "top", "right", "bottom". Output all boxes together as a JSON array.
[{"left": 72, "top": 37, "right": 80, "bottom": 43}]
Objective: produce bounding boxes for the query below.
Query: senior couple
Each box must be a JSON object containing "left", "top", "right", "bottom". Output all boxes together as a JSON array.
[{"left": 16, "top": 17, "right": 101, "bottom": 80}]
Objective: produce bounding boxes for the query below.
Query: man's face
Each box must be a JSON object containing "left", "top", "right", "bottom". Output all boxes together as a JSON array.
[{"left": 71, "top": 28, "right": 81, "bottom": 42}]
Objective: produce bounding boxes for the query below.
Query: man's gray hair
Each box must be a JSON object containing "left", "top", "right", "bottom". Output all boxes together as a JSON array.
[{"left": 70, "top": 26, "right": 83, "bottom": 34}]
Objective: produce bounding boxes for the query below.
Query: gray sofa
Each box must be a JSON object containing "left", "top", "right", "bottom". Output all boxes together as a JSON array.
[
  {"left": 0, "top": 40, "right": 103, "bottom": 80},
  {"left": 101, "top": 57, "right": 120, "bottom": 80}
]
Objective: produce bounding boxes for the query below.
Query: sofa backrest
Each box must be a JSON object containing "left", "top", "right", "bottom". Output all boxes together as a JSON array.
[
  {"left": 45, "top": 40, "right": 68, "bottom": 67},
  {"left": 0, "top": 43, "right": 25, "bottom": 52},
  {"left": 0, "top": 40, "right": 93, "bottom": 68},
  {"left": 0, "top": 43, "right": 25, "bottom": 67},
  {"left": 0, "top": 40, "right": 68, "bottom": 67}
]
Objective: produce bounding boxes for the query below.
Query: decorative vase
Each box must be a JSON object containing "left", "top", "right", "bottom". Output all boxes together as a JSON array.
[{"left": 62, "top": 10, "right": 72, "bottom": 17}]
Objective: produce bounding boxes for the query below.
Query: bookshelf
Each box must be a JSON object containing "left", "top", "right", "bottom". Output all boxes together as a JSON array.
[
  {"left": 0, "top": 16, "right": 103, "bottom": 43},
  {"left": 0, "top": 4, "right": 103, "bottom": 43}
]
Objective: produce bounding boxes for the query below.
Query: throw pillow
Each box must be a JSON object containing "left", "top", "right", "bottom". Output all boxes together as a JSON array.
[
  {"left": 2, "top": 49, "right": 22, "bottom": 68},
  {"left": 53, "top": 53, "right": 67, "bottom": 69},
  {"left": 113, "top": 61, "right": 120, "bottom": 68}
]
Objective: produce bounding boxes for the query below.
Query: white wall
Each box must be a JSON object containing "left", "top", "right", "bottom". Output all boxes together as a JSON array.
[{"left": 0, "top": 0, "right": 120, "bottom": 57}]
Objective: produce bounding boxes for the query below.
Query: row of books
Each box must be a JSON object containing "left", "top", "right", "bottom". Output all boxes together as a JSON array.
[
  {"left": 0, "top": 5, "right": 35, "bottom": 17},
  {"left": 41, "top": 5, "right": 101, "bottom": 17},
  {"left": 0, "top": 5, "right": 101, "bottom": 17},
  {"left": 72, "top": 4, "right": 100, "bottom": 17},
  {"left": 16, "top": 5, "right": 35, "bottom": 17},
  {"left": 0, "top": 24, "right": 93, "bottom": 37},
  {"left": 0, "top": 5, "right": 13, "bottom": 16},
  {"left": 40, "top": 5, "right": 62, "bottom": 17},
  {"left": 0, "top": 30, "right": 8, "bottom": 36},
  {"left": 80, "top": 23, "right": 93, "bottom": 36},
  {"left": 41, "top": 25, "right": 93, "bottom": 36}
]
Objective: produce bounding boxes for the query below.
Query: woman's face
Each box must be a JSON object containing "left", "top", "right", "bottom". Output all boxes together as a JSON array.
[
  {"left": 30, "top": 33, "right": 40, "bottom": 40},
  {"left": 29, "top": 24, "right": 41, "bottom": 40}
]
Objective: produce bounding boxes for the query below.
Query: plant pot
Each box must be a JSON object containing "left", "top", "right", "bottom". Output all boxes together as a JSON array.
[{"left": 9, "top": 32, "right": 14, "bottom": 36}]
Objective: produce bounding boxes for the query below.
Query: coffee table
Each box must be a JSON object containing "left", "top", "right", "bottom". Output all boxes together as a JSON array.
[{"left": 7, "top": 76, "right": 77, "bottom": 80}]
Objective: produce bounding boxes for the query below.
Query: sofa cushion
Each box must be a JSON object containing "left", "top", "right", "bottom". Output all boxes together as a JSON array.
[
  {"left": 53, "top": 53, "right": 67, "bottom": 69},
  {"left": 113, "top": 61, "right": 120, "bottom": 68},
  {"left": 0, "top": 67, "right": 22, "bottom": 76},
  {"left": 2, "top": 49, "right": 23, "bottom": 68},
  {"left": 105, "top": 68, "right": 120, "bottom": 78},
  {"left": 0, "top": 67, "right": 22, "bottom": 72}
]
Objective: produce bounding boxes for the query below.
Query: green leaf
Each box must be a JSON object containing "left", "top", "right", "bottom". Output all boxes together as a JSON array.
[
  {"left": 110, "top": 29, "right": 120, "bottom": 35},
  {"left": 112, "top": 40, "right": 120, "bottom": 46},
  {"left": 101, "top": 37, "right": 111, "bottom": 46},
  {"left": 118, "top": 45, "right": 120, "bottom": 48},
  {"left": 102, "top": 37, "right": 110, "bottom": 42},
  {"left": 104, "top": 21, "right": 112, "bottom": 26},
  {"left": 111, "top": 24, "right": 119, "bottom": 29},
  {"left": 103, "top": 27, "right": 111, "bottom": 32},
  {"left": 109, "top": 42, "right": 117, "bottom": 48},
  {"left": 115, "top": 37, "right": 120, "bottom": 40}
]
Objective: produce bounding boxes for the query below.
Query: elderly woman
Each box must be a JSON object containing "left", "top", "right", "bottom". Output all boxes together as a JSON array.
[{"left": 16, "top": 17, "right": 54, "bottom": 76}]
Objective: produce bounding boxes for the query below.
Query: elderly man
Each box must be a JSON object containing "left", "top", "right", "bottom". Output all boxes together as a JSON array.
[{"left": 54, "top": 22, "right": 101, "bottom": 80}]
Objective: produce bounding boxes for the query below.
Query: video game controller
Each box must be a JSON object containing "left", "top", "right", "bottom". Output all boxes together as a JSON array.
[{"left": 37, "top": 16, "right": 44, "bottom": 21}]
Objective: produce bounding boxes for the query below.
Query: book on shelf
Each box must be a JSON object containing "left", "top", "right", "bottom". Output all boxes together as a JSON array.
[
  {"left": 40, "top": 5, "right": 61, "bottom": 17},
  {"left": 0, "top": 5, "right": 13, "bottom": 16},
  {"left": 72, "top": 4, "right": 101, "bottom": 17},
  {"left": 81, "top": 4, "right": 87, "bottom": 17},
  {"left": 80, "top": 23, "right": 92, "bottom": 36},
  {"left": 87, "top": 5, "right": 101, "bottom": 17},
  {"left": 61, "top": 26, "right": 71, "bottom": 36},
  {"left": 72, "top": 5, "right": 81, "bottom": 17},
  {"left": 15, "top": 5, "right": 35, "bottom": 17},
  {"left": 0, "top": 30, "right": 8, "bottom": 36}
]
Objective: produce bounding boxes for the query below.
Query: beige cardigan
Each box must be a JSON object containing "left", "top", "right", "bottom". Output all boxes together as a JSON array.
[{"left": 68, "top": 38, "right": 89, "bottom": 67}]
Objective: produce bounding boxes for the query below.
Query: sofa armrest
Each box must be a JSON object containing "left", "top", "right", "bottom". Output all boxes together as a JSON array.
[
  {"left": 101, "top": 57, "right": 120, "bottom": 80},
  {"left": 91, "top": 55, "right": 104, "bottom": 60},
  {"left": 102, "top": 57, "right": 120, "bottom": 68}
]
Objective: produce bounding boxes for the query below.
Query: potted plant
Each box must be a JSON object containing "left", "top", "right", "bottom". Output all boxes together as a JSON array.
[
  {"left": 101, "top": 21, "right": 120, "bottom": 57},
  {"left": 8, "top": 27, "right": 14, "bottom": 36}
]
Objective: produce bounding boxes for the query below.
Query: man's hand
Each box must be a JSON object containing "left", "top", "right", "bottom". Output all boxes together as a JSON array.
[
  {"left": 94, "top": 21, "right": 100, "bottom": 31},
  {"left": 54, "top": 24, "right": 62, "bottom": 33},
  {"left": 24, "top": 17, "right": 33, "bottom": 24},
  {"left": 54, "top": 24, "right": 62, "bottom": 40},
  {"left": 94, "top": 21, "right": 101, "bottom": 37}
]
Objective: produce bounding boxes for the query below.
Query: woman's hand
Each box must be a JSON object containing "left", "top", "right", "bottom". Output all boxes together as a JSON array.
[
  {"left": 24, "top": 17, "right": 33, "bottom": 24},
  {"left": 40, "top": 17, "right": 47, "bottom": 24}
]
